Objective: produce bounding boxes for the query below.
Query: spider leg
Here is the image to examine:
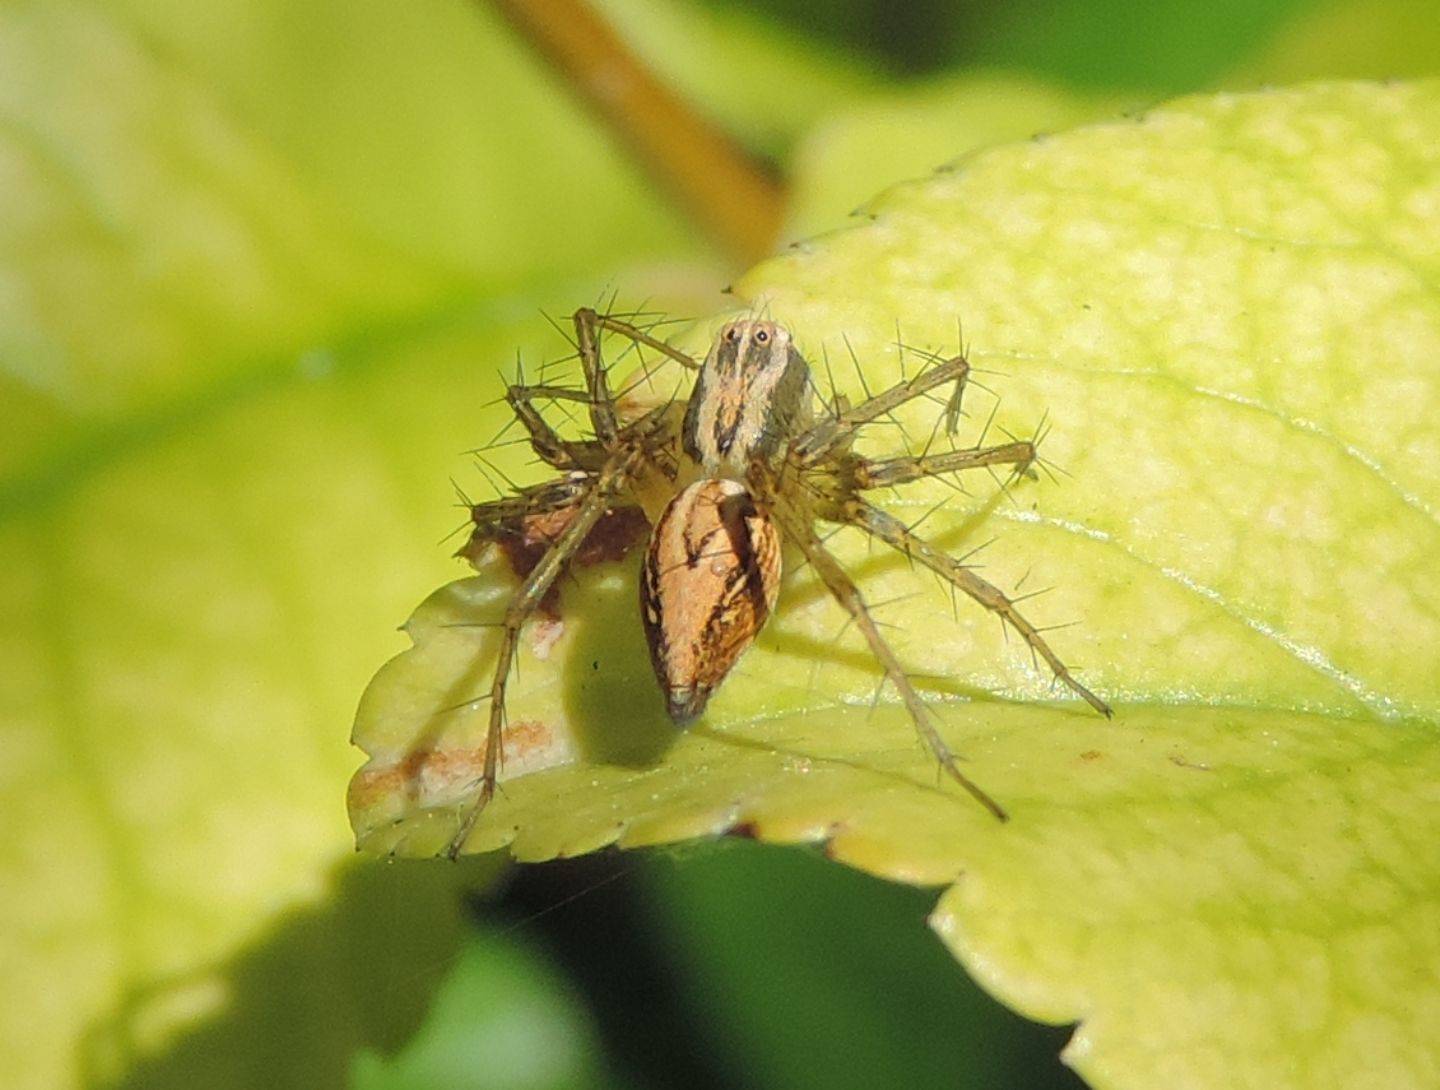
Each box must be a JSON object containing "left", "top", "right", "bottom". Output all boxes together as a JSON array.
[
  {"left": 504, "top": 382, "right": 608, "bottom": 470},
  {"left": 574, "top": 306, "right": 699, "bottom": 443},
  {"left": 506, "top": 383, "right": 686, "bottom": 478},
  {"left": 853, "top": 440, "right": 1037, "bottom": 490},
  {"left": 586, "top": 309, "right": 702, "bottom": 373},
  {"left": 796, "top": 352, "right": 970, "bottom": 463},
  {"left": 457, "top": 475, "right": 600, "bottom": 568},
  {"left": 466, "top": 477, "right": 590, "bottom": 532},
  {"left": 767, "top": 498, "right": 1009, "bottom": 822},
  {"left": 572, "top": 307, "right": 621, "bottom": 444},
  {"left": 846, "top": 500, "right": 1112, "bottom": 717},
  {"left": 446, "top": 448, "right": 645, "bottom": 859}
]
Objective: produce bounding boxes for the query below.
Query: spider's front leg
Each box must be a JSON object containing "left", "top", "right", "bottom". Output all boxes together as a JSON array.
[
  {"left": 795, "top": 349, "right": 972, "bottom": 463},
  {"left": 498, "top": 308, "right": 696, "bottom": 475},
  {"left": 572, "top": 306, "right": 621, "bottom": 443},
  {"left": 502, "top": 382, "right": 609, "bottom": 472},
  {"left": 581, "top": 308, "right": 702, "bottom": 374},
  {"left": 571, "top": 307, "right": 703, "bottom": 446}
]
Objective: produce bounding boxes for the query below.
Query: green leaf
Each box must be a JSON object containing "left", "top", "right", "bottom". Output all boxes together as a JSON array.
[
  {"left": 1235, "top": 0, "right": 1440, "bottom": 85},
  {"left": 964, "top": 0, "right": 1318, "bottom": 89},
  {"left": 101, "top": 0, "right": 708, "bottom": 286},
  {"left": 3, "top": 0, "right": 871, "bottom": 1085},
  {"left": 781, "top": 72, "right": 1133, "bottom": 240},
  {"left": 352, "top": 80, "right": 1440, "bottom": 1088},
  {"left": 350, "top": 928, "right": 613, "bottom": 1090},
  {"left": 644, "top": 839, "right": 1080, "bottom": 1090}
]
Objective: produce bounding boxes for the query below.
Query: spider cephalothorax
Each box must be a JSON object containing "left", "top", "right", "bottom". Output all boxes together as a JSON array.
[
  {"left": 641, "top": 320, "right": 806, "bottom": 723},
  {"left": 447, "top": 308, "right": 1109, "bottom": 857}
]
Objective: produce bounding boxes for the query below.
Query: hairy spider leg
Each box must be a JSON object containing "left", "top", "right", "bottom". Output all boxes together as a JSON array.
[
  {"left": 852, "top": 440, "right": 1038, "bottom": 490},
  {"left": 585, "top": 308, "right": 702, "bottom": 373},
  {"left": 448, "top": 446, "right": 649, "bottom": 858},
  {"left": 746, "top": 343, "right": 1106, "bottom": 822},
  {"left": 448, "top": 310, "right": 691, "bottom": 857},
  {"left": 764, "top": 490, "right": 1009, "bottom": 821},
  {"left": 568, "top": 307, "right": 702, "bottom": 445},
  {"left": 845, "top": 500, "right": 1112, "bottom": 717},
  {"left": 501, "top": 382, "right": 611, "bottom": 471},
  {"left": 572, "top": 307, "right": 620, "bottom": 442},
  {"left": 475, "top": 319, "right": 689, "bottom": 538},
  {"left": 463, "top": 477, "right": 593, "bottom": 542},
  {"left": 787, "top": 350, "right": 1106, "bottom": 714},
  {"left": 795, "top": 350, "right": 971, "bottom": 463}
]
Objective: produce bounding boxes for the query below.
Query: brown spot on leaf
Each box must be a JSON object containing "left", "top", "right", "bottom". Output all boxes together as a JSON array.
[{"left": 348, "top": 718, "right": 558, "bottom": 810}]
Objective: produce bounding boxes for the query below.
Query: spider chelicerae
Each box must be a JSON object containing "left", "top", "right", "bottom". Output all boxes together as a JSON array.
[{"left": 447, "top": 307, "right": 1110, "bottom": 857}]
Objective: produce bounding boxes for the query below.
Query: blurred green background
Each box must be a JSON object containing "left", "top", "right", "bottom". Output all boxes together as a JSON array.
[{"left": 2, "top": 0, "right": 1435, "bottom": 1088}]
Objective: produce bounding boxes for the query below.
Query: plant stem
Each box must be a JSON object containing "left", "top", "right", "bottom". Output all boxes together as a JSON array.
[{"left": 489, "top": 0, "right": 785, "bottom": 264}]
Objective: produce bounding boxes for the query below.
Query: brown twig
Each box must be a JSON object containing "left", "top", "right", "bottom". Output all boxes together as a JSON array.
[{"left": 489, "top": 0, "right": 785, "bottom": 265}]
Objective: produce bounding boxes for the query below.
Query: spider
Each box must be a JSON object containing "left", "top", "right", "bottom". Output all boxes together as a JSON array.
[{"left": 447, "top": 307, "right": 1110, "bottom": 857}]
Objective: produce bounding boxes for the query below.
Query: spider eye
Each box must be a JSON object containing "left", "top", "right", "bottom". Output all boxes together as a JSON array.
[
  {"left": 754, "top": 328, "right": 769, "bottom": 343},
  {"left": 725, "top": 327, "right": 740, "bottom": 342}
]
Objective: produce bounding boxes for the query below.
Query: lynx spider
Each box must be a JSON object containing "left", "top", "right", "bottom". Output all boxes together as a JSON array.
[{"left": 448, "top": 308, "right": 1110, "bottom": 857}]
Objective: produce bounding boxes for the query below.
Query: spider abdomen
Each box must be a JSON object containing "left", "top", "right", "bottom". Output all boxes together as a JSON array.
[{"left": 641, "top": 477, "right": 782, "bottom": 724}]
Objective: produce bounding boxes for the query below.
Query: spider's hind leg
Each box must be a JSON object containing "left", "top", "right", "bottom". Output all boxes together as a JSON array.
[
  {"left": 845, "top": 499, "right": 1112, "bottom": 717},
  {"left": 446, "top": 454, "right": 643, "bottom": 859},
  {"left": 766, "top": 496, "right": 1010, "bottom": 822},
  {"left": 458, "top": 476, "right": 648, "bottom": 601}
]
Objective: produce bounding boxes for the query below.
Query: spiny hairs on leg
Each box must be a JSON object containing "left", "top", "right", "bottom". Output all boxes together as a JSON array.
[
  {"left": 447, "top": 308, "right": 682, "bottom": 859},
  {"left": 499, "top": 382, "right": 613, "bottom": 471},
  {"left": 846, "top": 499, "right": 1112, "bottom": 717},
  {"left": 581, "top": 308, "right": 701, "bottom": 374},
  {"left": 795, "top": 350, "right": 972, "bottom": 464},
  {"left": 447, "top": 449, "right": 644, "bottom": 859},
  {"left": 742, "top": 333, "right": 1107, "bottom": 824},
  {"left": 767, "top": 495, "right": 1010, "bottom": 822},
  {"left": 791, "top": 341, "right": 1105, "bottom": 715},
  {"left": 852, "top": 440, "right": 1037, "bottom": 490}
]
